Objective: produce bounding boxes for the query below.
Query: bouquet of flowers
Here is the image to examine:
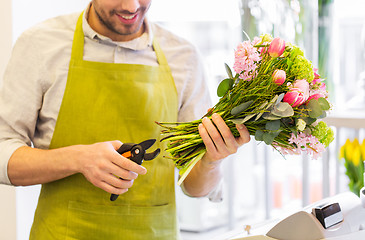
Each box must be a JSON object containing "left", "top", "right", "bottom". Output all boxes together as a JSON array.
[
  {"left": 157, "top": 34, "right": 334, "bottom": 185},
  {"left": 339, "top": 138, "right": 365, "bottom": 196}
]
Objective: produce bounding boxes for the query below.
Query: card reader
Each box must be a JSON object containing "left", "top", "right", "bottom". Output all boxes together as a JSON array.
[{"left": 312, "top": 202, "right": 343, "bottom": 229}]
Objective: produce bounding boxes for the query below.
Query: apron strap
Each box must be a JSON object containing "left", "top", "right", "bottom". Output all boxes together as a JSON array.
[
  {"left": 71, "top": 12, "right": 85, "bottom": 61},
  {"left": 152, "top": 39, "right": 168, "bottom": 67}
]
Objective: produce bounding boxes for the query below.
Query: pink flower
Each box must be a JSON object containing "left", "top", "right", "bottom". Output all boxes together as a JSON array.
[
  {"left": 313, "top": 68, "right": 320, "bottom": 80},
  {"left": 251, "top": 37, "right": 262, "bottom": 47},
  {"left": 308, "top": 69, "right": 328, "bottom": 100},
  {"left": 233, "top": 40, "right": 261, "bottom": 80},
  {"left": 272, "top": 69, "right": 286, "bottom": 85},
  {"left": 283, "top": 79, "right": 310, "bottom": 107},
  {"left": 288, "top": 132, "right": 325, "bottom": 159},
  {"left": 307, "top": 93, "right": 323, "bottom": 102},
  {"left": 274, "top": 144, "right": 301, "bottom": 156},
  {"left": 283, "top": 89, "right": 305, "bottom": 107},
  {"left": 268, "top": 37, "right": 285, "bottom": 58},
  {"left": 293, "top": 79, "right": 309, "bottom": 99}
]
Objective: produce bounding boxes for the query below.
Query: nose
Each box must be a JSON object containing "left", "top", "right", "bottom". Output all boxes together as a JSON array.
[{"left": 121, "top": 0, "right": 140, "bottom": 13}]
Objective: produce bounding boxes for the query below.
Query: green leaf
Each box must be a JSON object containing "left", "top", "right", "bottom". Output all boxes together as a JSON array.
[
  {"left": 266, "top": 120, "right": 281, "bottom": 131},
  {"left": 225, "top": 63, "right": 233, "bottom": 79},
  {"left": 217, "top": 78, "right": 234, "bottom": 97},
  {"left": 231, "top": 100, "right": 254, "bottom": 115},
  {"left": 262, "top": 112, "right": 282, "bottom": 120},
  {"left": 263, "top": 131, "right": 281, "bottom": 145},
  {"left": 303, "top": 128, "right": 311, "bottom": 135},
  {"left": 302, "top": 116, "right": 316, "bottom": 125},
  {"left": 276, "top": 93, "right": 285, "bottom": 105},
  {"left": 229, "top": 118, "right": 245, "bottom": 124},
  {"left": 258, "top": 101, "right": 269, "bottom": 110},
  {"left": 255, "top": 130, "right": 264, "bottom": 141},
  {"left": 270, "top": 95, "right": 279, "bottom": 104},
  {"left": 281, "top": 117, "right": 294, "bottom": 125},
  {"left": 254, "top": 101, "right": 269, "bottom": 120},
  {"left": 275, "top": 102, "right": 290, "bottom": 111},
  {"left": 241, "top": 113, "right": 256, "bottom": 123},
  {"left": 263, "top": 132, "right": 276, "bottom": 145},
  {"left": 307, "top": 99, "right": 323, "bottom": 118},
  {"left": 230, "top": 113, "right": 256, "bottom": 124},
  {"left": 318, "top": 97, "right": 330, "bottom": 110},
  {"left": 271, "top": 102, "right": 294, "bottom": 117},
  {"left": 255, "top": 111, "right": 265, "bottom": 121},
  {"left": 319, "top": 111, "right": 327, "bottom": 119}
]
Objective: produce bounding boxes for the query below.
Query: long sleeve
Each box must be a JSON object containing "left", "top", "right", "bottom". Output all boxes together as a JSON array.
[{"left": 0, "top": 31, "right": 46, "bottom": 184}]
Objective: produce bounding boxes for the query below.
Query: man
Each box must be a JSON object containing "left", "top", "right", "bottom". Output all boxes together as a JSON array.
[{"left": 0, "top": 0, "right": 250, "bottom": 239}]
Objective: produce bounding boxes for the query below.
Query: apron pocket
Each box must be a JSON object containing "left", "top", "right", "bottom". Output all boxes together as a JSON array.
[{"left": 65, "top": 201, "right": 178, "bottom": 240}]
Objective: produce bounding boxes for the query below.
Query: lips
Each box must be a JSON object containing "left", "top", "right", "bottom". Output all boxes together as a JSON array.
[{"left": 116, "top": 13, "right": 138, "bottom": 24}]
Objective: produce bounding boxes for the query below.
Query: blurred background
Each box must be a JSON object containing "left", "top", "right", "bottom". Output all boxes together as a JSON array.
[{"left": 1, "top": 0, "right": 365, "bottom": 239}]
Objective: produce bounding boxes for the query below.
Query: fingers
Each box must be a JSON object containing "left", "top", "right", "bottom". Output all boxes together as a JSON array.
[
  {"left": 235, "top": 124, "right": 251, "bottom": 145},
  {"left": 109, "top": 140, "right": 147, "bottom": 175},
  {"left": 211, "top": 113, "right": 240, "bottom": 151},
  {"left": 96, "top": 179, "right": 130, "bottom": 195},
  {"left": 80, "top": 141, "right": 149, "bottom": 195},
  {"left": 112, "top": 154, "right": 147, "bottom": 176},
  {"left": 201, "top": 115, "right": 225, "bottom": 150},
  {"left": 199, "top": 113, "right": 250, "bottom": 161},
  {"left": 95, "top": 175, "right": 134, "bottom": 194}
]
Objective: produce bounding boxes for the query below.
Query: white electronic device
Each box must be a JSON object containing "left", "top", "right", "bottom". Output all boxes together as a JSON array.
[{"left": 234, "top": 189, "right": 365, "bottom": 240}]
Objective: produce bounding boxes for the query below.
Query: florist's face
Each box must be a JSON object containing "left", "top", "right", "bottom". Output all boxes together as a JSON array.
[{"left": 89, "top": 0, "right": 152, "bottom": 42}]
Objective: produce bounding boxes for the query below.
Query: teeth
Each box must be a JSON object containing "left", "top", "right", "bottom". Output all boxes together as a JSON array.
[{"left": 121, "top": 15, "right": 135, "bottom": 20}]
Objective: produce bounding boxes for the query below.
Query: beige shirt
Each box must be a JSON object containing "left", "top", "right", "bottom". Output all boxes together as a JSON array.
[{"left": 0, "top": 8, "right": 211, "bottom": 185}]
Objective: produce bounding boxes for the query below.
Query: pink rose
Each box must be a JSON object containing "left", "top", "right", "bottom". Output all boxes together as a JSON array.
[
  {"left": 293, "top": 79, "right": 309, "bottom": 99},
  {"left": 268, "top": 37, "right": 285, "bottom": 58},
  {"left": 283, "top": 79, "right": 310, "bottom": 107},
  {"left": 283, "top": 88, "right": 307, "bottom": 107},
  {"left": 272, "top": 69, "right": 286, "bottom": 85},
  {"left": 307, "top": 93, "right": 325, "bottom": 102},
  {"left": 283, "top": 90, "right": 299, "bottom": 106}
]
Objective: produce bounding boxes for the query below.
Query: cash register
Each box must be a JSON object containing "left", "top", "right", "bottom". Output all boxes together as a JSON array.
[{"left": 234, "top": 190, "right": 365, "bottom": 240}]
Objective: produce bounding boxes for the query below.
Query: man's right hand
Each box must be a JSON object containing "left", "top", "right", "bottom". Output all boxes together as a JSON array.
[
  {"left": 77, "top": 140, "right": 147, "bottom": 195},
  {"left": 7, "top": 140, "right": 147, "bottom": 195}
]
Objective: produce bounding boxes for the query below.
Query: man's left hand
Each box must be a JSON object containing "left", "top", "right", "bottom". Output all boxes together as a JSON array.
[{"left": 198, "top": 113, "right": 250, "bottom": 164}]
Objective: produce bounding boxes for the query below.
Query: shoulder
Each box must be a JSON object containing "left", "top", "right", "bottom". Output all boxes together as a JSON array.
[
  {"left": 12, "top": 12, "right": 81, "bottom": 62},
  {"left": 25, "top": 12, "right": 79, "bottom": 35},
  {"left": 10, "top": 12, "right": 81, "bottom": 90},
  {"left": 15, "top": 12, "right": 80, "bottom": 49}
]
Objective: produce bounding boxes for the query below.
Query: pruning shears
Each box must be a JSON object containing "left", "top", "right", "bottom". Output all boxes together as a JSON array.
[{"left": 110, "top": 139, "right": 160, "bottom": 201}]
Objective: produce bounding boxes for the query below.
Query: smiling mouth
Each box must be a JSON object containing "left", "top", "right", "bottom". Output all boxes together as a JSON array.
[
  {"left": 120, "top": 14, "right": 135, "bottom": 20},
  {"left": 116, "top": 13, "right": 138, "bottom": 21}
]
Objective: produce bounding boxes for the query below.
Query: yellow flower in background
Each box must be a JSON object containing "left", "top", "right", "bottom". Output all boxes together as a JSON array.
[
  {"left": 340, "top": 138, "right": 364, "bottom": 164},
  {"left": 339, "top": 138, "right": 365, "bottom": 196},
  {"left": 352, "top": 143, "right": 361, "bottom": 166},
  {"left": 342, "top": 139, "right": 353, "bottom": 162},
  {"left": 339, "top": 142, "right": 345, "bottom": 159},
  {"left": 353, "top": 138, "right": 360, "bottom": 148},
  {"left": 361, "top": 139, "right": 365, "bottom": 160}
]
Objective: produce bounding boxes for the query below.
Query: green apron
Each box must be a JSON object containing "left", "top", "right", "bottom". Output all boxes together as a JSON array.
[{"left": 30, "top": 13, "right": 179, "bottom": 240}]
